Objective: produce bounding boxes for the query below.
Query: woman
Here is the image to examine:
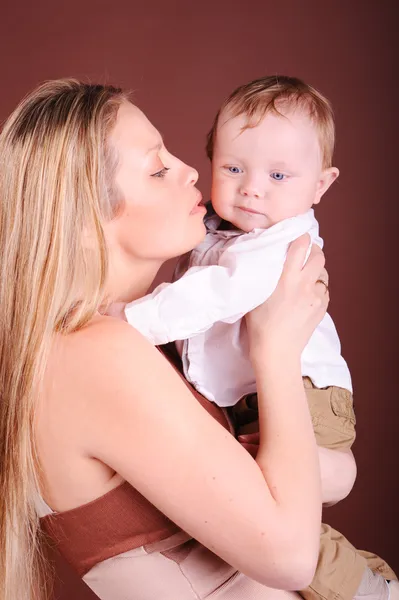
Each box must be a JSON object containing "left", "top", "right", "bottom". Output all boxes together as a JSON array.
[{"left": 0, "top": 80, "right": 356, "bottom": 600}]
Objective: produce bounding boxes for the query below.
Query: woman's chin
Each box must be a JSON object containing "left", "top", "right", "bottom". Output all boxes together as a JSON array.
[
  {"left": 188, "top": 218, "right": 207, "bottom": 249},
  {"left": 154, "top": 219, "right": 207, "bottom": 263}
]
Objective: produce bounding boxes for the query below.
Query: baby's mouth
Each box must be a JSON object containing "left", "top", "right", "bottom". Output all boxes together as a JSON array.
[{"left": 238, "top": 206, "right": 265, "bottom": 216}]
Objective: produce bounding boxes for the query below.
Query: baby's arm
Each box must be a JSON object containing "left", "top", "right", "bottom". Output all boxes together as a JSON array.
[
  {"left": 124, "top": 252, "right": 279, "bottom": 345},
  {"left": 124, "top": 264, "right": 245, "bottom": 345},
  {"left": 125, "top": 219, "right": 317, "bottom": 344}
]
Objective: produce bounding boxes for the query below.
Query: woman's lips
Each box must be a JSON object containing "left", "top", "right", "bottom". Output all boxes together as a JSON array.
[{"left": 190, "top": 193, "right": 207, "bottom": 215}]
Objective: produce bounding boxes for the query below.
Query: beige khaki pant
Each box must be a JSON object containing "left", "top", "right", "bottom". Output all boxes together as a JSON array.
[{"left": 234, "top": 380, "right": 397, "bottom": 600}]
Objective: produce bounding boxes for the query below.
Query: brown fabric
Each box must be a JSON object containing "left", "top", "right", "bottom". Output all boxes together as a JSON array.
[
  {"left": 41, "top": 346, "right": 231, "bottom": 577},
  {"left": 42, "top": 481, "right": 181, "bottom": 577}
]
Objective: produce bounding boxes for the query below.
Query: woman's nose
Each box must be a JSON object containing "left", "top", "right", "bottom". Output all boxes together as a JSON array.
[{"left": 184, "top": 164, "right": 199, "bottom": 186}]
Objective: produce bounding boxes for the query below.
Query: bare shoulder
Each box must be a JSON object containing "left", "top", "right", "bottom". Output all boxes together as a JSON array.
[
  {"left": 39, "top": 315, "right": 171, "bottom": 512},
  {"left": 60, "top": 314, "right": 161, "bottom": 375},
  {"left": 48, "top": 314, "right": 171, "bottom": 417},
  {"left": 69, "top": 314, "right": 152, "bottom": 352}
]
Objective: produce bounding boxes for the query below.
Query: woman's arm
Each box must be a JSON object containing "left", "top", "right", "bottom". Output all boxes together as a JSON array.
[
  {"left": 80, "top": 237, "right": 328, "bottom": 591},
  {"left": 238, "top": 432, "right": 357, "bottom": 507},
  {"left": 82, "top": 326, "right": 317, "bottom": 590},
  {"left": 250, "top": 350, "right": 322, "bottom": 586}
]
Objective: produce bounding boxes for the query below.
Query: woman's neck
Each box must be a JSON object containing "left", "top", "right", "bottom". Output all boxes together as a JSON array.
[{"left": 106, "top": 254, "right": 163, "bottom": 304}]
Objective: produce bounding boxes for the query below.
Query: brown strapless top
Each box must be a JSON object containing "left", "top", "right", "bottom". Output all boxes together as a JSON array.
[{"left": 41, "top": 344, "right": 237, "bottom": 577}]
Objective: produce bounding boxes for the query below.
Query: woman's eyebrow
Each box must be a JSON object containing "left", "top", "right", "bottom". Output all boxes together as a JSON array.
[{"left": 146, "top": 139, "right": 164, "bottom": 155}]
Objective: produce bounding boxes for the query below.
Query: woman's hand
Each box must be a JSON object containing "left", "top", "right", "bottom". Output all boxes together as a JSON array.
[{"left": 246, "top": 235, "right": 329, "bottom": 361}]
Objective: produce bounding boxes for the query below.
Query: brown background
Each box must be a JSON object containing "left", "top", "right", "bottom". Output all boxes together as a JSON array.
[{"left": 1, "top": 1, "right": 398, "bottom": 598}]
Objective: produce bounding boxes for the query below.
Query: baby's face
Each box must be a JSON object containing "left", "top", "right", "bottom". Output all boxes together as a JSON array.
[{"left": 211, "top": 107, "right": 338, "bottom": 232}]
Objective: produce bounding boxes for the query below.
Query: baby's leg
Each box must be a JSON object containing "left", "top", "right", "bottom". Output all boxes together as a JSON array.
[
  {"left": 299, "top": 521, "right": 396, "bottom": 600},
  {"left": 300, "top": 523, "right": 366, "bottom": 600},
  {"left": 233, "top": 384, "right": 397, "bottom": 600},
  {"left": 302, "top": 381, "right": 397, "bottom": 600},
  {"left": 303, "top": 379, "right": 356, "bottom": 450}
]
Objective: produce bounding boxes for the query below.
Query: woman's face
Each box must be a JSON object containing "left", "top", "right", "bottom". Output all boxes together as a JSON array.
[{"left": 106, "top": 102, "right": 206, "bottom": 263}]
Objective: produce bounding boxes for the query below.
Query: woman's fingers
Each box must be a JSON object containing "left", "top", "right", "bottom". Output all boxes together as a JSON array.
[
  {"left": 283, "top": 236, "right": 326, "bottom": 286},
  {"left": 315, "top": 281, "right": 330, "bottom": 315},
  {"left": 315, "top": 268, "right": 329, "bottom": 304},
  {"left": 283, "top": 240, "right": 329, "bottom": 312},
  {"left": 316, "top": 280, "right": 329, "bottom": 298},
  {"left": 303, "top": 244, "right": 326, "bottom": 281},
  {"left": 317, "top": 268, "right": 329, "bottom": 287},
  {"left": 283, "top": 234, "right": 312, "bottom": 275},
  {"left": 247, "top": 236, "right": 330, "bottom": 357}
]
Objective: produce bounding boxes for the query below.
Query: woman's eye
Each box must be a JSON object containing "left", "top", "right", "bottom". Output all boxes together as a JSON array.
[
  {"left": 225, "top": 166, "right": 242, "bottom": 174},
  {"left": 270, "top": 172, "right": 286, "bottom": 181},
  {"left": 151, "top": 167, "right": 170, "bottom": 178}
]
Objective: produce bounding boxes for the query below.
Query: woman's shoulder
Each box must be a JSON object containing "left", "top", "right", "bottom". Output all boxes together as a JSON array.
[
  {"left": 75, "top": 313, "right": 144, "bottom": 341},
  {"left": 51, "top": 315, "right": 164, "bottom": 398},
  {"left": 68, "top": 314, "right": 155, "bottom": 360}
]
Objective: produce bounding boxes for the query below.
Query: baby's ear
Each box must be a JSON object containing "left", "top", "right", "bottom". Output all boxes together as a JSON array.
[{"left": 313, "top": 167, "right": 339, "bottom": 205}]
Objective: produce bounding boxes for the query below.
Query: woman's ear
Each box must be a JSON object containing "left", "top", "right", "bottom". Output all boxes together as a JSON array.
[{"left": 313, "top": 167, "right": 339, "bottom": 205}]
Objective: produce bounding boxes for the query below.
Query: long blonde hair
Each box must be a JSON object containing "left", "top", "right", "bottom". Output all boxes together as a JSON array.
[{"left": 0, "top": 79, "right": 127, "bottom": 600}]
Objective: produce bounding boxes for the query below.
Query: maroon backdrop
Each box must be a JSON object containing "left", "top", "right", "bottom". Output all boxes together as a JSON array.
[{"left": 1, "top": 2, "right": 397, "bottom": 598}]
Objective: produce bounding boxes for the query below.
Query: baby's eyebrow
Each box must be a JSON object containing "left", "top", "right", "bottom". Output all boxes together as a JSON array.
[
  {"left": 217, "top": 154, "right": 242, "bottom": 161},
  {"left": 269, "top": 163, "right": 290, "bottom": 170},
  {"left": 218, "top": 157, "right": 292, "bottom": 169}
]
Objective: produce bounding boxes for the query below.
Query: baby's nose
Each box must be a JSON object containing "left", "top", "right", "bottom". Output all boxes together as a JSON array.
[{"left": 239, "top": 184, "right": 264, "bottom": 198}]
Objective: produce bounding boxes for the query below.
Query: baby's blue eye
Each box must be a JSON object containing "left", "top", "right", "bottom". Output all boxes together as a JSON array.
[
  {"left": 227, "top": 166, "right": 242, "bottom": 174},
  {"left": 270, "top": 172, "right": 285, "bottom": 181}
]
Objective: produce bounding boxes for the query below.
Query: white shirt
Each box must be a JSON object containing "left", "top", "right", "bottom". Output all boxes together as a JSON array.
[{"left": 125, "top": 209, "right": 352, "bottom": 406}]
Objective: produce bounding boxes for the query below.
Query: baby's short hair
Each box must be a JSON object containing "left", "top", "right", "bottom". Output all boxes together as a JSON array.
[{"left": 206, "top": 75, "right": 335, "bottom": 168}]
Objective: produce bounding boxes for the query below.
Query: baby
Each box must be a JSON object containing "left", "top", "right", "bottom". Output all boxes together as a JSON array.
[{"left": 124, "top": 76, "right": 397, "bottom": 599}]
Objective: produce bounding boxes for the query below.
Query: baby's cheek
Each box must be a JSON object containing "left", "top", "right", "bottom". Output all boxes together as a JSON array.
[
  {"left": 274, "top": 194, "right": 306, "bottom": 221},
  {"left": 212, "top": 181, "right": 235, "bottom": 214}
]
